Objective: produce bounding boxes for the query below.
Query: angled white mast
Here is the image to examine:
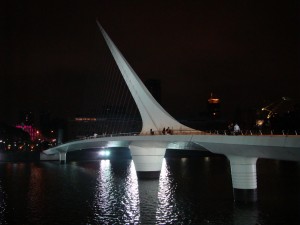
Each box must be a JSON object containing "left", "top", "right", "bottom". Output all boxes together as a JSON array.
[{"left": 97, "top": 21, "right": 199, "bottom": 134}]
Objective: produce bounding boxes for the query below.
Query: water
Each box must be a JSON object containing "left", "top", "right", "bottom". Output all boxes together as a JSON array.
[{"left": 0, "top": 156, "right": 299, "bottom": 225}]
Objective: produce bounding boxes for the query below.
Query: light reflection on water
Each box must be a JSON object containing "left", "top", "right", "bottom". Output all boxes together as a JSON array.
[
  {"left": 156, "top": 159, "right": 177, "bottom": 224},
  {"left": 90, "top": 160, "right": 139, "bottom": 224},
  {"left": 0, "top": 179, "right": 7, "bottom": 224},
  {"left": 27, "top": 163, "right": 45, "bottom": 224},
  {"left": 0, "top": 157, "right": 299, "bottom": 224}
]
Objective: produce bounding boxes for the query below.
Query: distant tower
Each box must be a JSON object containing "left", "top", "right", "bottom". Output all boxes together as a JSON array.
[
  {"left": 145, "top": 79, "right": 162, "bottom": 104},
  {"left": 207, "top": 93, "right": 221, "bottom": 118},
  {"left": 19, "top": 111, "right": 34, "bottom": 125}
]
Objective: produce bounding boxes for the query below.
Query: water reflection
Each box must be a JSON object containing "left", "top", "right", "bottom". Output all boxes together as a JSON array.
[
  {"left": 90, "top": 158, "right": 181, "bottom": 224},
  {"left": 156, "top": 159, "right": 177, "bottom": 224},
  {"left": 233, "top": 205, "right": 259, "bottom": 225},
  {"left": 91, "top": 160, "right": 139, "bottom": 224},
  {"left": 157, "top": 157, "right": 260, "bottom": 225},
  {"left": 27, "top": 163, "right": 45, "bottom": 223},
  {"left": 0, "top": 178, "right": 8, "bottom": 225},
  {"left": 0, "top": 158, "right": 299, "bottom": 224},
  {"left": 124, "top": 161, "right": 140, "bottom": 221},
  {"left": 138, "top": 179, "right": 159, "bottom": 224}
]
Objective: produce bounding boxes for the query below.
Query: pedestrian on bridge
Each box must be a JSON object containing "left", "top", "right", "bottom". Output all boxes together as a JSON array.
[
  {"left": 228, "top": 123, "right": 234, "bottom": 135},
  {"left": 150, "top": 129, "right": 154, "bottom": 135},
  {"left": 234, "top": 123, "right": 240, "bottom": 135}
]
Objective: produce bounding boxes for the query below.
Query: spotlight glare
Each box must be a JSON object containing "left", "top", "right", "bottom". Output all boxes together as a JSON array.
[{"left": 98, "top": 150, "right": 110, "bottom": 157}]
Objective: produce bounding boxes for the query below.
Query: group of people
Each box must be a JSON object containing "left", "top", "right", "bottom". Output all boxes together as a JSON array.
[
  {"left": 162, "top": 127, "right": 172, "bottom": 135},
  {"left": 150, "top": 127, "right": 173, "bottom": 135},
  {"left": 228, "top": 123, "right": 241, "bottom": 135}
]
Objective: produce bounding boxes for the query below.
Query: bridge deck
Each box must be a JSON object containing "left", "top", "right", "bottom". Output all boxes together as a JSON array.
[{"left": 43, "top": 133, "right": 300, "bottom": 162}]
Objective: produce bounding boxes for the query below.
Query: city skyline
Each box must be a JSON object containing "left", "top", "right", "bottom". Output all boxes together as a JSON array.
[{"left": 2, "top": 1, "right": 299, "bottom": 125}]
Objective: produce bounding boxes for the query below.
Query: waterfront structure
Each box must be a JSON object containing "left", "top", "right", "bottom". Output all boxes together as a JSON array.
[
  {"left": 207, "top": 93, "right": 220, "bottom": 118},
  {"left": 43, "top": 22, "right": 300, "bottom": 203},
  {"left": 19, "top": 111, "right": 34, "bottom": 125},
  {"left": 15, "top": 124, "right": 40, "bottom": 141}
]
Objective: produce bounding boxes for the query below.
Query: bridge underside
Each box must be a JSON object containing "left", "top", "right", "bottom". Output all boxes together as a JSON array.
[
  {"left": 43, "top": 134, "right": 300, "bottom": 203},
  {"left": 43, "top": 135, "right": 300, "bottom": 162}
]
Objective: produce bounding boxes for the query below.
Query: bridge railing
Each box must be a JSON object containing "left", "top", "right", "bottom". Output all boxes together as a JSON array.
[
  {"left": 79, "top": 129, "right": 300, "bottom": 140},
  {"left": 139, "top": 129, "right": 206, "bottom": 136},
  {"left": 54, "top": 129, "right": 299, "bottom": 148},
  {"left": 206, "top": 129, "right": 299, "bottom": 136},
  {"left": 139, "top": 129, "right": 300, "bottom": 136}
]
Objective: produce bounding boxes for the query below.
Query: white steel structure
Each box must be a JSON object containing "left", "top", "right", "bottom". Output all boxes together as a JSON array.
[
  {"left": 97, "top": 21, "right": 201, "bottom": 135},
  {"left": 43, "top": 22, "right": 300, "bottom": 202}
]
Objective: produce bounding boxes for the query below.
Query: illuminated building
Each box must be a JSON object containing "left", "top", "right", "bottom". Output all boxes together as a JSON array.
[
  {"left": 15, "top": 125, "right": 41, "bottom": 141},
  {"left": 207, "top": 93, "right": 221, "bottom": 118},
  {"left": 19, "top": 111, "right": 34, "bottom": 125}
]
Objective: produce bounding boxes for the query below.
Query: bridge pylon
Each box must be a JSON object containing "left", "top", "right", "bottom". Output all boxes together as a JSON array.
[
  {"left": 227, "top": 155, "right": 258, "bottom": 203},
  {"left": 130, "top": 143, "right": 166, "bottom": 179},
  {"left": 97, "top": 21, "right": 204, "bottom": 178},
  {"left": 97, "top": 21, "right": 200, "bottom": 136}
]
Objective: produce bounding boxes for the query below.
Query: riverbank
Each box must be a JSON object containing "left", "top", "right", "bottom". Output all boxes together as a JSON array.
[{"left": 0, "top": 151, "right": 40, "bottom": 162}]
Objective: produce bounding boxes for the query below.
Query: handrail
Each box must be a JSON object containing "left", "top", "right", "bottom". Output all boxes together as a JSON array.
[{"left": 57, "top": 129, "right": 300, "bottom": 147}]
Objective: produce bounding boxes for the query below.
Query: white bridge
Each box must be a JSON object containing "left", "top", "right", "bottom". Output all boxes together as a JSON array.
[{"left": 43, "top": 22, "right": 300, "bottom": 202}]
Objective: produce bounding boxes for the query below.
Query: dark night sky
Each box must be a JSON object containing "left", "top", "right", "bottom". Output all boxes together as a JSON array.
[{"left": 1, "top": 0, "right": 299, "bottom": 125}]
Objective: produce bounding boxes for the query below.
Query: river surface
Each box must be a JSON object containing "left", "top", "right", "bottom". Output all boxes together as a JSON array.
[{"left": 0, "top": 155, "right": 300, "bottom": 225}]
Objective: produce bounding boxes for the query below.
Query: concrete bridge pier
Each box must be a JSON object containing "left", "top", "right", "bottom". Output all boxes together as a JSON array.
[
  {"left": 129, "top": 145, "right": 166, "bottom": 179},
  {"left": 58, "top": 151, "right": 67, "bottom": 164},
  {"left": 227, "top": 155, "right": 258, "bottom": 203}
]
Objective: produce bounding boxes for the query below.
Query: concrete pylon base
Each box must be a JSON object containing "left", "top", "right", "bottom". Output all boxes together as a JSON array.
[
  {"left": 59, "top": 152, "right": 67, "bottom": 164},
  {"left": 227, "top": 155, "right": 258, "bottom": 203},
  {"left": 129, "top": 145, "right": 166, "bottom": 179},
  {"left": 233, "top": 188, "right": 257, "bottom": 203},
  {"left": 136, "top": 171, "right": 161, "bottom": 179}
]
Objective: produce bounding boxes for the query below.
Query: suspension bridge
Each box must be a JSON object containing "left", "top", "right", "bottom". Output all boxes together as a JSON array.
[{"left": 43, "top": 22, "right": 300, "bottom": 203}]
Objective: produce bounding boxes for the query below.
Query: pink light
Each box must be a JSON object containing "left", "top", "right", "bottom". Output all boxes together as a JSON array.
[{"left": 15, "top": 124, "right": 40, "bottom": 141}]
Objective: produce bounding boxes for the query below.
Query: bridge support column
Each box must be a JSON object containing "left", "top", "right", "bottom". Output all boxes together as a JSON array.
[
  {"left": 227, "top": 155, "right": 258, "bottom": 203},
  {"left": 58, "top": 152, "right": 67, "bottom": 164},
  {"left": 129, "top": 145, "right": 166, "bottom": 179}
]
